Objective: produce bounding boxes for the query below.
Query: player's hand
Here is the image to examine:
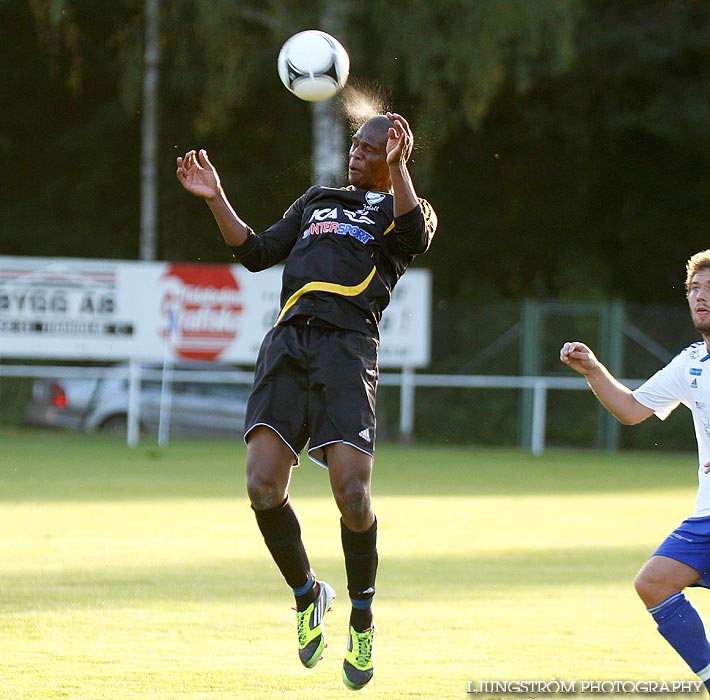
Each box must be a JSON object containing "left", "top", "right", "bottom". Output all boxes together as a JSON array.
[
  {"left": 385, "top": 112, "right": 413, "bottom": 165},
  {"left": 704, "top": 461, "right": 710, "bottom": 474},
  {"left": 176, "top": 149, "right": 221, "bottom": 200},
  {"left": 560, "top": 341, "right": 601, "bottom": 376}
]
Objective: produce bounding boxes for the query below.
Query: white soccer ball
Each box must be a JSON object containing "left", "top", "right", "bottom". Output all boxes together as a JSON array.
[{"left": 277, "top": 30, "right": 350, "bottom": 102}]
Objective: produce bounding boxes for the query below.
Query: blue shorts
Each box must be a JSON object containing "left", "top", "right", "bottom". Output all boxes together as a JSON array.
[{"left": 653, "top": 515, "right": 710, "bottom": 588}]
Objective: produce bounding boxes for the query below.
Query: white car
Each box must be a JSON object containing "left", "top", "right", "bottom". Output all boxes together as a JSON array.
[{"left": 25, "top": 362, "right": 251, "bottom": 439}]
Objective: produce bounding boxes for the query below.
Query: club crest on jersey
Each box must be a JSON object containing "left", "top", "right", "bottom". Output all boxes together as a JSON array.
[{"left": 363, "top": 191, "right": 386, "bottom": 212}]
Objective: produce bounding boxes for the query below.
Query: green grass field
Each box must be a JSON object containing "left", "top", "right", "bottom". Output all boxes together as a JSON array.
[{"left": 0, "top": 428, "right": 707, "bottom": 699}]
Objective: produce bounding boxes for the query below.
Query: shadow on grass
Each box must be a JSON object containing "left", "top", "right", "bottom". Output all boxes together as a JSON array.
[
  {"left": 0, "top": 428, "right": 700, "bottom": 500},
  {"left": 0, "top": 546, "right": 650, "bottom": 614}
]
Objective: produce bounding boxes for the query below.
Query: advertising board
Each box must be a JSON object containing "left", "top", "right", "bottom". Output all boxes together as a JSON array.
[{"left": 0, "top": 256, "right": 431, "bottom": 367}]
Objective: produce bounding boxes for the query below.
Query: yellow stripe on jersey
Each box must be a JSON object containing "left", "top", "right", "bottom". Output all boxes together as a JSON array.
[
  {"left": 383, "top": 199, "right": 436, "bottom": 236},
  {"left": 274, "top": 265, "right": 378, "bottom": 326},
  {"left": 419, "top": 198, "right": 436, "bottom": 229}
]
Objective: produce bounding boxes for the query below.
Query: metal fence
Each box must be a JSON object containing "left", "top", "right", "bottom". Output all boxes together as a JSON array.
[
  {"left": 1, "top": 361, "right": 647, "bottom": 454},
  {"left": 1, "top": 299, "right": 697, "bottom": 453}
]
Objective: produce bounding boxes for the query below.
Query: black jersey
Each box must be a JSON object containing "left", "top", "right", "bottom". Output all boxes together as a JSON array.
[{"left": 230, "top": 185, "right": 437, "bottom": 338}]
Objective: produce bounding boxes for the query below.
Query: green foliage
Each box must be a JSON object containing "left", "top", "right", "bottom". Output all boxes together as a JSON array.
[
  {"left": 425, "top": 0, "right": 710, "bottom": 303},
  {"left": 349, "top": 0, "right": 580, "bottom": 136},
  {"left": 1, "top": 0, "right": 708, "bottom": 304},
  {"left": 161, "top": 2, "right": 290, "bottom": 137},
  {"left": 571, "top": 0, "right": 710, "bottom": 145}
]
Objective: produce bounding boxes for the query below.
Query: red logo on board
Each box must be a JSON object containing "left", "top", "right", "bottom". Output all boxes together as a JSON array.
[{"left": 159, "top": 264, "right": 242, "bottom": 361}]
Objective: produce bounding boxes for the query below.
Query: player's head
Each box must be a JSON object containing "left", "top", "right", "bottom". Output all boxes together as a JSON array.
[
  {"left": 685, "top": 250, "right": 710, "bottom": 297},
  {"left": 686, "top": 250, "right": 710, "bottom": 336},
  {"left": 348, "top": 115, "right": 391, "bottom": 192}
]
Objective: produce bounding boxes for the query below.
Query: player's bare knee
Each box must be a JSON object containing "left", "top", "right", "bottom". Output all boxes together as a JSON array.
[
  {"left": 333, "top": 480, "right": 371, "bottom": 524},
  {"left": 633, "top": 570, "right": 653, "bottom": 600},
  {"left": 246, "top": 471, "right": 286, "bottom": 510},
  {"left": 634, "top": 568, "right": 671, "bottom": 607}
]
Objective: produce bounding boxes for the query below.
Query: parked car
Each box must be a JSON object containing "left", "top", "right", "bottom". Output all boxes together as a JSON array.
[{"left": 25, "top": 362, "right": 251, "bottom": 439}]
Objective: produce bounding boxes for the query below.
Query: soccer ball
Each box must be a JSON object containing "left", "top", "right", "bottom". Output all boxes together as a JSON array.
[{"left": 277, "top": 30, "right": 350, "bottom": 102}]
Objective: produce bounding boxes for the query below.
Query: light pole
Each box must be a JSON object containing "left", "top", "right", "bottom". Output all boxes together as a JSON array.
[
  {"left": 310, "top": 0, "right": 347, "bottom": 186},
  {"left": 140, "top": 0, "right": 160, "bottom": 261}
]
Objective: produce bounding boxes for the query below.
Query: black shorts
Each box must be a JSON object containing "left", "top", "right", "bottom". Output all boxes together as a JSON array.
[{"left": 244, "top": 321, "right": 379, "bottom": 467}]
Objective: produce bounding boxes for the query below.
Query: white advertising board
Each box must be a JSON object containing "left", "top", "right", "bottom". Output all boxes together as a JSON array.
[{"left": 0, "top": 256, "right": 431, "bottom": 367}]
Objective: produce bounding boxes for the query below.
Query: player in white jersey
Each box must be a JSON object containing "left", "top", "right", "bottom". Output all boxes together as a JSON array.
[{"left": 560, "top": 249, "right": 710, "bottom": 691}]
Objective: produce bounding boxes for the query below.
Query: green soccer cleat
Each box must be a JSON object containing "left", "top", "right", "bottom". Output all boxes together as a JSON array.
[
  {"left": 342, "top": 625, "right": 374, "bottom": 690},
  {"left": 296, "top": 581, "right": 335, "bottom": 668}
]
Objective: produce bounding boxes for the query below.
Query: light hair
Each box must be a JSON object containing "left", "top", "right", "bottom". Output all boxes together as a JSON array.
[{"left": 685, "top": 250, "right": 710, "bottom": 296}]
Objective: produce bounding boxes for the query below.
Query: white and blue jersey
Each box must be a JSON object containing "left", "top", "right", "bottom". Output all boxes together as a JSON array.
[{"left": 632, "top": 340, "right": 710, "bottom": 518}]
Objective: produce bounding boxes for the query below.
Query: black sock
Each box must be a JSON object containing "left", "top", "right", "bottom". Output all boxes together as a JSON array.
[
  {"left": 294, "top": 579, "right": 319, "bottom": 612},
  {"left": 341, "top": 517, "right": 378, "bottom": 631},
  {"left": 349, "top": 606, "right": 373, "bottom": 631},
  {"left": 254, "top": 498, "right": 314, "bottom": 608}
]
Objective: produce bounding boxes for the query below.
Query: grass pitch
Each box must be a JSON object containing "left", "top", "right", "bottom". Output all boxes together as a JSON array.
[{"left": 0, "top": 428, "right": 707, "bottom": 699}]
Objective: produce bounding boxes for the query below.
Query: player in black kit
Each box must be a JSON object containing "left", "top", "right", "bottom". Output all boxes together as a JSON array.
[{"left": 177, "top": 112, "right": 437, "bottom": 690}]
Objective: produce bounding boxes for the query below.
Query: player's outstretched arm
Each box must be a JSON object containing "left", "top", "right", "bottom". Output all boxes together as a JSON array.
[
  {"left": 385, "top": 112, "right": 419, "bottom": 217},
  {"left": 560, "top": 341, "right": 654, "bottom": 425},
  {"left": 176, "top": 149, "right": 250, "bottom": 248}
]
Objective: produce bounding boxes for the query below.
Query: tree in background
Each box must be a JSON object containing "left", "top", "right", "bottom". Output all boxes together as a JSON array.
[
  {"left": 1, "top": 0, "right": 708, "bottom": 307},
  {"left": 425, "top": 0, "right": 710, "bottom": 304}
]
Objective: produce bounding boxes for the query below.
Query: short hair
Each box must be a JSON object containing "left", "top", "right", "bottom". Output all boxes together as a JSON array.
[
  {"left": 364, "top": 115, "right": 391, "bottom": 134},
  {"left": 685, "top": 250, "right": 710, "bottom": 296},
  {"left": 359, "top": 115, "right": 413, "bottom": 162},
  {"left": 352, "top": 115, "right": 390, "bottom": 144}
]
